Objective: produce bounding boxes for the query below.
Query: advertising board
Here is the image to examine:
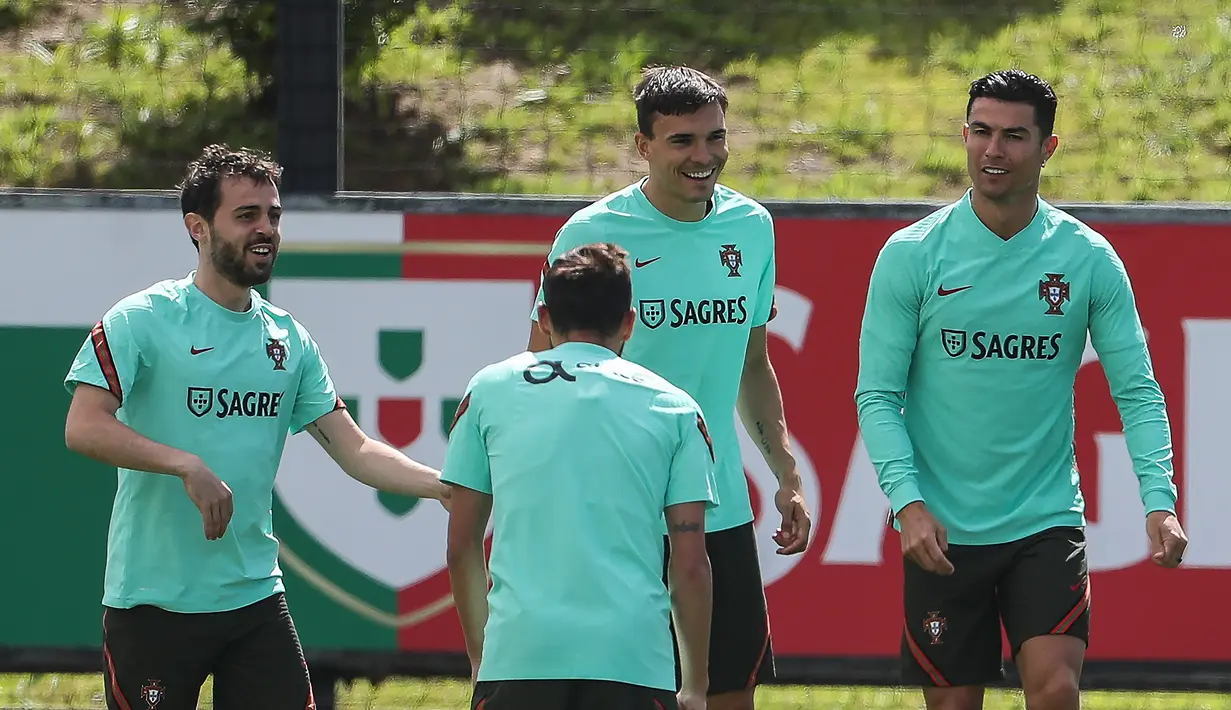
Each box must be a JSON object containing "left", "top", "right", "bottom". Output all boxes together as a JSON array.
[{"left": 1, "top": 199, "right": 1227, "bottom": 687}]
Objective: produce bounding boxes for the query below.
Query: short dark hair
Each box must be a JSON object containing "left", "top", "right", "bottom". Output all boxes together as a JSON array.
[
  {"left": 178, "top": 144, "right": 283, "bottom": 248},
  {"left": 634, "top": 65, "right": 729, "bottom": 138},
  {"left": 967, "top": 69, "right": 1058, "bottom": 140},
  {"left": 542, "top": 243, "right": 632, "bottom": 337}
]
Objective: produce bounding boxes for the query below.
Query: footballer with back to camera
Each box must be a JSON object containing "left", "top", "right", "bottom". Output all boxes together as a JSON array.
[
  {"left": 854, "top": 70, "right": 1189, "bottom": 710},
  {"left": 526, "top": 65, "right": 812, "bottom": 710},
  {"left": 444, "top": 242, "right": 718, "bottom": 710},
  {"left": 63, "top": 144, "right": 451, "bottom": 710}
]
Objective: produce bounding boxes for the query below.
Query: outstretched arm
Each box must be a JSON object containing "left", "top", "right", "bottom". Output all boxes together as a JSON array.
[{"left": 307, "top": 408, "right": 450, "bottom": 504}]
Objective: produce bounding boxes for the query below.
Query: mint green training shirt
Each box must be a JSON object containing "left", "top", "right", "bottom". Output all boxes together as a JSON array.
[
  {"left": 441, "top": 342, "right": 718, "bottom": 689},
  {"left": 854, "top": 190, "right": 1178, "bottom": 545},
  {"left": 64, "top": 273, "right": 343, "bottom": 612},
  {"left": 531, "top": 178, "right": 777, "bottom": 533}
]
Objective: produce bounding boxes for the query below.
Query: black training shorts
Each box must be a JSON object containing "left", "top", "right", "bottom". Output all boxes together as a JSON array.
[
  {"left": 663, "top": 521, "right": 776, "bottom": 695},
  {"left": 901, "top": 525, "right": 1091, "bottom": 687},
  {"left": 102, "top": 592, "right": 316, "bottom": 710},
  {"left": 471, "top": 679, "right": 677, "bottom": 709}
]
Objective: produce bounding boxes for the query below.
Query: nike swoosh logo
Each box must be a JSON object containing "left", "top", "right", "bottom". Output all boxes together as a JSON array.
[
  {"left": 635, "top": 257, "right": 661, "bottom": 268},
  {"left": 937, "top": 285, "right": 972, "bottom": 297},
  {"left": 190, "top": 347, "right": 214, "bottom": 355}
]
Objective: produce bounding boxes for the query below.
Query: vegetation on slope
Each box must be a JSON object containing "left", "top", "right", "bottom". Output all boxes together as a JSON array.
[{"left": 0, "top": 0, "right": 1227, "bottom": 202}]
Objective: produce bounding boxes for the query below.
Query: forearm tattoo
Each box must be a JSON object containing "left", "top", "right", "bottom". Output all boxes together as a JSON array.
[{"left": 755, "top": 420, "right": 772, "bottom": 456}]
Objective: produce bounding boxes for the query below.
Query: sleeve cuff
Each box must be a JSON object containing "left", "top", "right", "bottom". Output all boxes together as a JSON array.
[
  {"left": 292, "top": 400, "right": 343, "bottom": 435},
  {"left": 441, "top": 477, "right": 493, "bottom": 495},
  {"left": 1142, "top": 489, "right": 1177, "bottom": 516},
  {"left": 887, "top": 480, "right": 924, "bottom": 515}
]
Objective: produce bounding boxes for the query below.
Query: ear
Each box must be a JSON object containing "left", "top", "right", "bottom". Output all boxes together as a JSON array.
[
  {"left": 634, "top": 132, "right": 652, "bottom": 161},
  {"left": 619, "top": 307, "right": 636, "bottom": 343},
  {"left": 1043, "top": 134, "right": 1059, "bottom": 164},
  {"left": 961, "top": 123, "right": 970, "bottom": 144},
  {"left": 536, "top": 304, "right": 553, "bottom": 338},
  {"left": 184, "top": 213, "right": 209, "bottom": 243}
]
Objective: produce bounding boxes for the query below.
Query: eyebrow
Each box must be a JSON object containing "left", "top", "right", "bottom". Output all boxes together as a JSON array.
[
  {"left": 969, "top": 121, "right": 1030, "bottom": 134},
  {"left": 233, "top": 204, "right": 281, "bottom": 214},
  {"left": 667, "top": 129, "right": 727, "bottom": 140}
]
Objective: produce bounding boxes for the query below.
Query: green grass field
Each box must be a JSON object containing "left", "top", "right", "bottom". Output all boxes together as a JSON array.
[
  {"left": 0, "top": 0, "right": 1228, "bottom": 200},
  {"left": 2, "top": 674, "right": 1229, "bottom": 709}
]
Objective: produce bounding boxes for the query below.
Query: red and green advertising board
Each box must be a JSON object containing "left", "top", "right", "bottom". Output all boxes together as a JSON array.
[{"left": 1, "top": 197, "right": 1227, "bottom": 688}]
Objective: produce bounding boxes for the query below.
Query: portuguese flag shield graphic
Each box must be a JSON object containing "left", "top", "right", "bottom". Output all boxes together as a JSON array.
[{"left": 266, "top": 213, "right": 556, "bottom": 652}]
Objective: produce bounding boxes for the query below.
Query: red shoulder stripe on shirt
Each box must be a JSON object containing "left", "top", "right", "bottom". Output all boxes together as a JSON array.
[
  {"left": 90, "top": 321, "right": 123, "bottom": 403},
  {"left": 696, "top": 413, "right": 715, "bottom": 462},
  {"left": 448, "top": 393, "right": 472, "bottom": 435}
]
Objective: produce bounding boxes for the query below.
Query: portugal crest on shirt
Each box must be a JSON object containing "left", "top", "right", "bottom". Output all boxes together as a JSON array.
[
  {"left": 266, "top": 337, "right": 288, "bottom": 370},
  {"left": 1038, "top": 273, "right": 1070, "bottom": 316},
  {"left": 719, "top": 244, "right": 742, "bottom": 277}
]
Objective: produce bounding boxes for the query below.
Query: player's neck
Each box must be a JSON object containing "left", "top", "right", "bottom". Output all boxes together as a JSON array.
[
  {"left": 552, "top": 333, "right": 621, "bottom": 354},
  {"left": 970, "top": 189, "right": 1039, "bottom": 241},
  {"left": 642, "top": 178, "right": 708, "bottom": 222},
  {"left": 193, "top": 267, "right": 252, "bottom": 312}
]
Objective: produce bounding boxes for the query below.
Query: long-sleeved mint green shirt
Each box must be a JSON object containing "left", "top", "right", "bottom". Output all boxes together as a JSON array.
[{"left": 854, "top": 190, "right": 1177, "bottom": 545}]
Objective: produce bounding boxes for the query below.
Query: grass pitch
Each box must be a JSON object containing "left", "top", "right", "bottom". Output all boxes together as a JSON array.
[{"left": 2, "top": 673, "right": 1229, "bottom": 709}]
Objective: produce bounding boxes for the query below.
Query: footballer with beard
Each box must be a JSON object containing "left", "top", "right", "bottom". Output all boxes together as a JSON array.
[{"left": 63, "top": 144, "right": 450, "bottom": 710}]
